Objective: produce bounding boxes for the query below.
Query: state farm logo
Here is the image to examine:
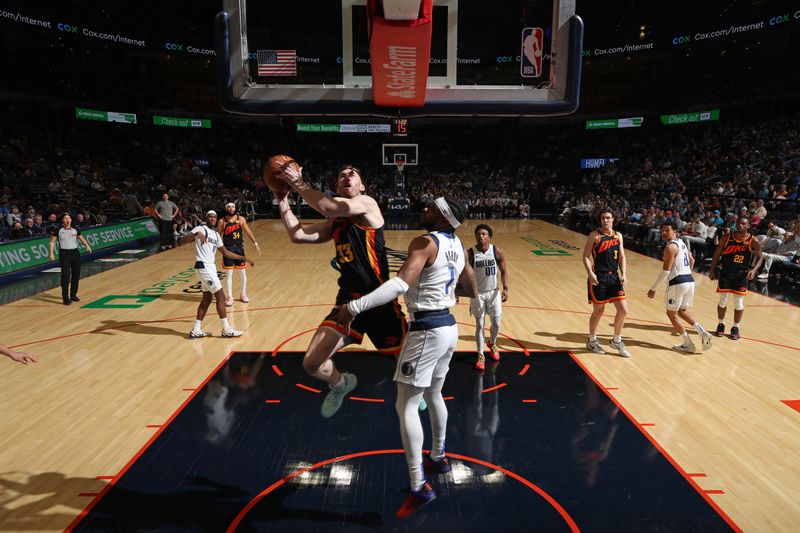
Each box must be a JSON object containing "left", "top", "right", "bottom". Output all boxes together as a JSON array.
[{"left": 383, "top": 46, "right": 417, "bottom": 99}]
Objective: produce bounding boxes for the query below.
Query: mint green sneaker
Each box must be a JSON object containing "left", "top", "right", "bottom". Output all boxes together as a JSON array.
[{"left": 321, "top": 373, "right": 357, "bottom": 418}]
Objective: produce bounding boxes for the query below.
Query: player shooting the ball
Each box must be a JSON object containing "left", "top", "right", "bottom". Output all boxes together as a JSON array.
[{"left": 271, "top": 159, "right": 407, "bottom": 418}]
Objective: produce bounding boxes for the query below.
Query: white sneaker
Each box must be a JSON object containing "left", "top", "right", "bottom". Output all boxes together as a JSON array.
[
  {"left": 586, "top": 338, "right": 607, "bottom": 354},
  {"left": 700, "top": 331, "right": 713, "bottom": 351},
  {"left": 221, "top": 328, "right": 243, "bottom": 338},
  {"left": 189, "top": 329, "right": 211, "bottom": 339},
  {"left": 672, "top": 341, "right": 697, "bottom": 353},
  {"left": 321, "top": 373, "right": 357, "bottom": 418},
  {"left": 757, "top": 272, "right": 769, "bottom": 279},
  {"left": 609, "top": 339, "right": 632, "bottom": 358}
]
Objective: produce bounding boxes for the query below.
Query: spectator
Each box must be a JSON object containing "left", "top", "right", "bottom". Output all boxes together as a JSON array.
[
  {"left": 6, "top": 205, "right": 22, "bottom": 227},
  {"left": 758, "top": 232, "right": 798, "bottom": 279},
  {"left": 10, "top": 221, "right": 27, "bottom": 240},
  {"left": 30, "top": 214, "right": 45, "bottom": 235},
  {"left": 682, "top": 215, "right": 708, "bottom": 252}
]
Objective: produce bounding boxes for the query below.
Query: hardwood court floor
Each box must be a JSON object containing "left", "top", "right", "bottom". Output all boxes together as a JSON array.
[{"left": 1, "top": 219, "right": 798, "bottom": 531}]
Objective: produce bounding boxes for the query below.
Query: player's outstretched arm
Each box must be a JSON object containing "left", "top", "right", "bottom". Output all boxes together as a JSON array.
[
  {"left": 0, "top": 343, "right": 37, "bottom": 364},
  {"left": 276, "top": 191, "right": 333, "bottom": 244},
  {"left": 282, "top": 165, "right": 375, "bottom": 219},
  {"left": 335, "top": 236, "right": 436, "bottom": 330},
  {"left": 239, "top": 218, "right": 261, "bottom": 255},
  {"left": 648, "top": 243, "right": 676, "bottom": 298},
  {"left": 219, "top": 245, "right": 254, "bottom": 267}
]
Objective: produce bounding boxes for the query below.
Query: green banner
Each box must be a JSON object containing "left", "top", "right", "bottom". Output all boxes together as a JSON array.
[
  {"left": 296, "top": 123, "right": 391, "bottom": 133},
  {"left": 75, "top": 107, "right": 137, "bottom": 124},
  {"left": 586, "top": 117, "right": 643, "bottom": 130},
  {"left": 660, "top": 109, "right": 720, "bottom": 125},
  {"left": 0, "top": 218, "right": 159, "bottom": 275},
  {"left": 153, "top": 115, "right": 211, "bottom": 128},
  {"left": 297, "top": 124, "right": 344, "bottom": 133}
]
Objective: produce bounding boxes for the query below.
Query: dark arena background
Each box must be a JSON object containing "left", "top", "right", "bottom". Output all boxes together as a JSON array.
[{"left": 1, "top": 1, "right": 799, "bottom": 532}]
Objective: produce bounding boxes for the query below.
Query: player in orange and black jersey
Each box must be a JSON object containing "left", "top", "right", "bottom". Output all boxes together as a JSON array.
[
  {"left": 217, "top": 202, "right": 260, "bottom": 306},
  {"left": 708, "top": 217, "right": 762, "bottom": 340},
  {"left": 330, "top": 216, "right": 390, "bottom": 296},
  {"left": 275, "top": 164, "right": 407, "bottom": 418},
  {"left": 582, "top": 209, "right": 631, "bottom": 358}
]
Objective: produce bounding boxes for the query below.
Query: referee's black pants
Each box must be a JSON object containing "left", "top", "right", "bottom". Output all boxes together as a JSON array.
[
  {"left": 59, "top": 248, "right": 81, "bottom": 301},
  {"left": 159, "top": 219, "right": 173, "bottom": 247}
]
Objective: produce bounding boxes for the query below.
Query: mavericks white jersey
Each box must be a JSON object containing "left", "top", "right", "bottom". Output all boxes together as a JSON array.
[
  {"left": 192, "top": 225, "right": 223, "bottom": 264},
  {"left": 667, "top": 239, "right": 693, "bottom": 283},
  {"left": 472, "top": 244, "right": 498, "bottom": 292},
  {"left": 405, "top": 231, "right": 465, "bottom": 313}
]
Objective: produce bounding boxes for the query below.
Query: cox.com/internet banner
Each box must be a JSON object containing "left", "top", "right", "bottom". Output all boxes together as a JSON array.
[{"left": 0, "top": 218, "right": 159, "bottom": 276}]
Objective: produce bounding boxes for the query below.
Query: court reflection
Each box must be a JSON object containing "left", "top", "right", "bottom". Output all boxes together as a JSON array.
[{"left": 571, "top": 376, "right": 619, "bottom": 487}]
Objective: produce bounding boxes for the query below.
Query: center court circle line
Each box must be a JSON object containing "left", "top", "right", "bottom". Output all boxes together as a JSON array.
[{"left": 225, "top": 448, "right": 580, "bottom": 533}]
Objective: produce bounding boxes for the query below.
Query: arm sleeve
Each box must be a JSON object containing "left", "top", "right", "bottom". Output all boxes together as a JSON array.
[
  {"left": 347, "top": 277, "right": 409, "bottom": 316},
  {"left": 650, "top": 270, "right": 670, "bottom": 292}
]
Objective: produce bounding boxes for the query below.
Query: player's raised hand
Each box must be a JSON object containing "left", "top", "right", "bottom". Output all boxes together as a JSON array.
[{"left": 282, "top": 164, "right": 303, "bottom": 184}]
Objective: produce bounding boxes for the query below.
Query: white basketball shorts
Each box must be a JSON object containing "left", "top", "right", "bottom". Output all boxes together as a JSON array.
[
  {"left": 472, "top": 288, "right": 502, "bottom": 317},
  {"left": 394, "top": 323, "right": 458, "bottom": 388},
  {"left": 197, "top": 263, "right": 223, "bottom": 293},
  {"left": 665, "top": 281, "right": 694, "bottom": 311}
]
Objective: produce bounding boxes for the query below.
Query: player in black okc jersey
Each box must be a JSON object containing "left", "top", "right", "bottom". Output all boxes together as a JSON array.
[
  {"left": 276, "top": 164, "right": 407, "bottom": 418},
  {"left": 708, "top": 217, "right": 762, "bottom": 340},
  {"left": 582, "top": 210, "right": 631, "bottom": 357},
  {"left": 217, "top": 202, "right": 260, "bottom": 306}
]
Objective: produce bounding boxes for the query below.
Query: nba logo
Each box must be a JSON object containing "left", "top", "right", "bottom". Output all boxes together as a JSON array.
[{"left": 521, "top": 27, "right": 543, "bottom": 78}]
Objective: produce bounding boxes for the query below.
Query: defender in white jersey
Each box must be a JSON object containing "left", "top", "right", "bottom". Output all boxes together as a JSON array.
[
  {"left": 178, "top": 211, "right": 254, "bottom": 339},
  {"left": 647, "top": 222, "right": 712, "bottom": 353},
  {"left": 468, "top": 224, "right": 509, "bottom": 371},
  {"left": 336, "top": 197, "right": 477, "bottom": 519}
]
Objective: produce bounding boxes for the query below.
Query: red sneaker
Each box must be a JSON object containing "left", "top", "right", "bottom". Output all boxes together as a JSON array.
[
  {"left": 396, "top": 480, "right": 436, "bottom": 519},
  {"left": 489, "top": 343, "right": 500, "bottom": 361},
  {"left": 423, "top": 453, "right": 452, "bottom": 474},
  {"left": 474, "top": 354, "right": 486, "bottom": 372}
]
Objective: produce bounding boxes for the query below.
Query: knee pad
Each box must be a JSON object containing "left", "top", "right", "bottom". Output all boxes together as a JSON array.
[
  {"left": 718, "top": 293, "right": 729, "bottom": 308},
  {"left": 733, "top": 295, "right": 745, "bottom": 311}
]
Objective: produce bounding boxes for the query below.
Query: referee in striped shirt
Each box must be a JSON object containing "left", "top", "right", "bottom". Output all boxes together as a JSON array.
[{"left": 49, "top": 214, "right": 92, "bottom": 305}]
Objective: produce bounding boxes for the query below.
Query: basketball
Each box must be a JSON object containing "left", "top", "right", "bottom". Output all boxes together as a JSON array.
[{"left": 263, "top": 154, "right": 299, "bottom": 193}]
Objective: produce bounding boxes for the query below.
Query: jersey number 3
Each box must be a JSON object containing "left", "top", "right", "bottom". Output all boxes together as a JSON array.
[{"left": 337, "top": 243, "right": 354, "bottom": 263}]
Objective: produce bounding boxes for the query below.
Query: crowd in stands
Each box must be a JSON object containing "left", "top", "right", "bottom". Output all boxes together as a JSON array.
[{"left": 1, "top": 98, "right": 798, "bottom": 280}]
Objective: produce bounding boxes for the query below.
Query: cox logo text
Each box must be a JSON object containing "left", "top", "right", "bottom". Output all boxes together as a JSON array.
[{"left": 769, "top": 14, "right": 789, "bottom": 25}]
